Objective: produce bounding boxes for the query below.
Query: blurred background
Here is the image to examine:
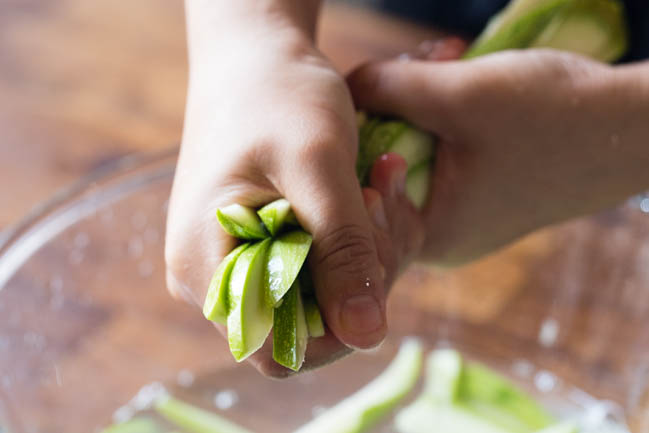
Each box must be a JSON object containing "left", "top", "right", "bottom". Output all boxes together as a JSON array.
[
  {"left": 0, "top": 0, "right": 447, "bottom": 232},
  {"left": 1, "top": 1, "right": 649, "bottom": 432}
]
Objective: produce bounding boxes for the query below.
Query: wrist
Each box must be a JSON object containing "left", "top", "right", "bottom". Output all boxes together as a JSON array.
[{"left": 185, "top": 0, "right": 319, "bottom": 66}]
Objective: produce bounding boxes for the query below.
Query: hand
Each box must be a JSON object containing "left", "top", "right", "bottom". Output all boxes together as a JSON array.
[
  {"left": 349, "top": 49, "right": 649, "bottom": 265},
  {"left": 358, "top": 37, "right": 467, "bottom": 281},
  {"left": 165, "top": 33, "right": 391, "bottom": 376}
]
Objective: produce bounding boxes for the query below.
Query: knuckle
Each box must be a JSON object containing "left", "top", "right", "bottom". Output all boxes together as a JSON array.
[
  {"left": 349, "top": 62, "right": 382, "bottom": 96},
  {"left": 291, "top": 112, "right": 357, "bottom": 163},
  {"left": 164, "top": 239, "right": 184, "bottom": 279},
  {"left": 315, "top": 224, "right": 377, "bottom": 277}
]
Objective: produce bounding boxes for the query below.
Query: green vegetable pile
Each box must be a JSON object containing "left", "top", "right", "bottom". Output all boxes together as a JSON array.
[
  {"left": 103, "top": 342, "right": 593, "bottom": 433},
  {"left": 202, "top": 0, "right": 628, "bottom": 370}
]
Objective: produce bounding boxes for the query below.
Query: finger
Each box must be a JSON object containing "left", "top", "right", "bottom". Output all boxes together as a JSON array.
[
  {"left": 166, "top": 268, "right": 202, "bottom": 306},
  {"left": 421, "top": 37, "right": 468, "bottom": 61},
  {"left": 347, "top": 59, "right": 460, "bottom": 131},
  {"left": 369, "top": 153, "right": 425, "bottom": 266},
  {"left": 247, "top": 329, "right": 352, "bottom": 378},
  {"left": 362, "top": 188, "right": 397, "bottom": 286},
  {"left": 276, "top": 143, "right": 388, "bottom": 350},
  {"left": 369, "top": 153, "right": 408, "bottom": 199}
]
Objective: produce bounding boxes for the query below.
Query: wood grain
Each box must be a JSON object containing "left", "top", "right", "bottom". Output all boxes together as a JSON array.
[
  {"left": 0, "top": 0, "right": 441, "bottom": 230},
  {"left": 0, "top": 1, "right": 648, "bottom": 432}
]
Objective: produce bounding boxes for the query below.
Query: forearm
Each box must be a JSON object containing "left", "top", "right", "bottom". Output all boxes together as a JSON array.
[{"left": 185, "top": 0, "right": 321, "bottom": 65}]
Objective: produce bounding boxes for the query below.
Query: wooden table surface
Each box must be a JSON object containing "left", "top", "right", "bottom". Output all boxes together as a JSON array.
[
  {"left": 0, "top": 0, "right": 442, "bottom": 230},
  {"left": 1, "top": 1, "right": 648, "bottom": 432}
]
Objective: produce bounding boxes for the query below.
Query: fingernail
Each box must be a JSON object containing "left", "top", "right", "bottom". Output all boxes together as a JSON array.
[
  {"left": 341, "top": 295, "right": 384, "bottom": 335},
  {"left": 369, "top": 199, "right": 389, "bottom": 231},
  {"left": 390, "top": 167, "right": 407, "bottom": 197}
]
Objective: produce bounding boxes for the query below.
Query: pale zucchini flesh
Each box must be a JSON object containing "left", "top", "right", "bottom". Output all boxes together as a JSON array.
[
  {"left": 459, "top": 361, "right": 555, "bottom": 431},
  {"left": 265, "top": 230, "right": 313, "bottom": 307},
  {"left": 389, "top": 128, "right": 435, "bottom": 169},
  {"left": 99, "top": 417, "right": 159, "bottom": 433},
  {"left": 395, "top": 398, "right": 514, "bottom": 433},
  {"left": 156, "top": 396, "right": 254, "bottom": 433},
  {"left": 425, "top": 348, "right": 463, "bottom": 404},
  {"left": 464, "top": 0, "right": 573, "bottom": 59},
  {"left": 227, "top": 239, "right": 274, "bottom": 362},
  {"left": 217, "top": 204, "right": 268, "bottom": 240},
  {"left": 534, "top": 422, "right": 578, "bottom": 433},
  {"left": 257, "top": 198, "right": 296, "bottom": 237},
  {"left": 529, "top": 0, "right": 628, "bottom": 62},
  {"left": 203, "top": 243, "right": 250, "bottom": 324},
  {"left": 294, "top": 339, "right": 423, "bottom": 433},
  {"left": 405, "top": 162, "right": 431, "bottom": 209},
  {"left": 303, "top": 295, "right": 325, "bottom": 338}
]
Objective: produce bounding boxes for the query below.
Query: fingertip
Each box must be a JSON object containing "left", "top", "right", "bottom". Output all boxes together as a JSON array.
[
  {"left": 369, "top": 153, "right": 408, "bottom": 198},
  {"left": 338, "top": 293, "right": 388, "bottom": 349},
  {"left": 424, "top": 37, "right": 468, "bottom": 61},
  {"left": 166, "top": 269, "right": 199, "bottom": 306}
]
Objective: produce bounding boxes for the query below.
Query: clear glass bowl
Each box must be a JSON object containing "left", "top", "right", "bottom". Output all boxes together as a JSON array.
[{"left": 1, "top": 150, "right": 648, "bottom": 433}]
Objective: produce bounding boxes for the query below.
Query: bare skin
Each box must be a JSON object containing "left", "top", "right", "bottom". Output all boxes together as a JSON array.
[
  {"left": 348, "top": 51, "right": 649, "bottom": 265},
  {"left": 166, "top": 0, "right": 649, "bottom": 377}
]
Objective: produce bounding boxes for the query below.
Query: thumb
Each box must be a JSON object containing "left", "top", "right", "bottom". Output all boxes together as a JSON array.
[
  {"left": 347, "top": 59, "right": 459, "bottom": 131},
  {"left": 279, "top": 146, "right": 387, "bottom": 350}
]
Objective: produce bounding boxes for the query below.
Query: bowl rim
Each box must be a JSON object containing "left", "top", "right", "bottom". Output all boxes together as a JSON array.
[{"left": 0, "top": 147, "right": 178, "bottom": 289}]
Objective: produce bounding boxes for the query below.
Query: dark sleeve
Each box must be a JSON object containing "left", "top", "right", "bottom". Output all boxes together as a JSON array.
[
  {"left": 621, "top": 0, "right": 649, "bottom": 62},
  {"left": 381, "top": 0, "right": 509, "bottom": 37}
]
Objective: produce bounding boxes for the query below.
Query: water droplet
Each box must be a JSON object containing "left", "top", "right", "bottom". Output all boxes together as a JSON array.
[
  {"left": 132, "top": 382, "right": 168, "bottom": 411},
  {"left": 176, "top": 369, "right": 195, "bottom": 387},
  {"left": 23, "top": 332, "right": 45, "bottom": 350},
  {"left": 138, "top": 260, "right": 154, "bottom": 278},
  {"left": 74, "top": 232, "right": 90, "bottom": 248},
  {"left": 50, "top": 293, "right": 65, "bottom": 310},
  {"left": 128, "top": 237, "right": 144, "bottom": 258},
  {"left": 214, "top": 389, "right": 239, "bottom": 410},
  {"left": 113, "top": 405, "right": 135, "bottom": 424},
  {"left": 311, "top": 405, "right": 327, "bottom": 417},
  {"left": 267, "top": 256, "right": 284, "bottom": 293},
  {"left": 640, "top": 198, "right": 649, "bottom": 214},
  {"left": 69, "top": 250, "right": 84, "bottom": 265},
  {"left": 144, "top": 228, "right": 159, "bottom": 244},
  {"left": 538, "top": 317, "right": 559, "bottom": 347},
  {"left": 511, "top": 359, "right": 534, "bottom": 378},
  {"left": 131, "top": 211, "right": 148, "bottom": 230},
  {"left": 534, "top": 370, "right": 558, "bottom": 393},
  {"left": 49, "top": 275, "right": 63, "bottom": 292},
  {"left": 397, "top": 52, "right": 412, "bottom": 62},
  {"left": 1, "top": 375, "right": 12, "bottom": 389},
  {"left": 54, "top": 365, "right": 62, "bottom": 387},
  {"left": 100, "top": 208, "right": 114, "bottom": 224},
  {"left": 365, "top": 278, "right": 371, "bottom": 288}
]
